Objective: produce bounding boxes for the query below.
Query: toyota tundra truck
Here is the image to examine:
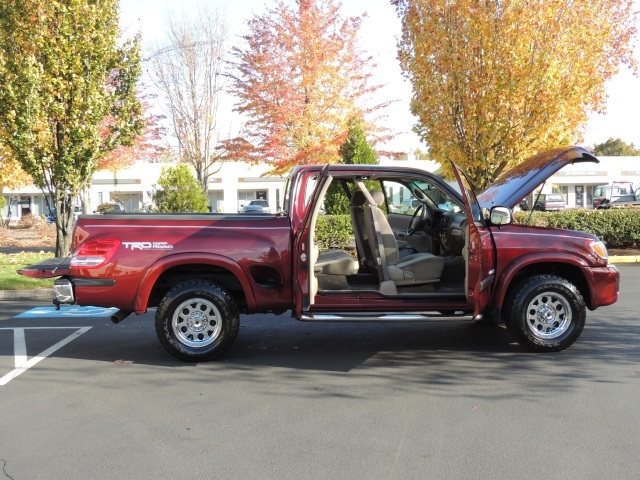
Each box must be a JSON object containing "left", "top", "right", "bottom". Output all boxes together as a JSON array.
[{"left": 19, "top": 147, "right": 620, "bottom": 361}]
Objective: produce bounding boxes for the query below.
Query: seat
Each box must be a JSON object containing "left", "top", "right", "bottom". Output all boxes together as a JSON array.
[
  {"left": 314, "top": 249, "right": 356, "bottom": 275},
  {"left": 363, "top": 190, "right": 444, "bottom": 286},
  {"left": 350, "top": 191, "right": 374, "bottom": 270}
]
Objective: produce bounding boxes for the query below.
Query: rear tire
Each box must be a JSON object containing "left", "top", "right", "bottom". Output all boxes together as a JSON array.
[
  {"left": 155, "top": 281, "right": 239, "bottom": 361},
  {"left": 504, "top": 275, "right": 586, "bottom": 352}
]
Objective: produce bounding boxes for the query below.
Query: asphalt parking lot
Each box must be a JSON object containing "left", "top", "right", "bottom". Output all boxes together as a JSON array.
[{"left": 1, "top": 265, "right": 638, "bottom": 480}]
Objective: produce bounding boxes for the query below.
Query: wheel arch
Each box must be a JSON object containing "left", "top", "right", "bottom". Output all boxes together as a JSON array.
[
  {"left": 134, "top": 253, "right": 255, "bottom": 314},
  {"left": 493, "top": 254, "right": 592, "bottom": 312}
]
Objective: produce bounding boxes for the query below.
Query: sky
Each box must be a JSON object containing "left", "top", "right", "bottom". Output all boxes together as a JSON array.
[{"left": 119, "top": 0, "right": 640, "bottom": 154}]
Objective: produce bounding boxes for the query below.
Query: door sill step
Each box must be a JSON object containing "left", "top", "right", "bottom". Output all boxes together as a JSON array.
[{"left": 299, "top": 312, "right": 475, "bottom": 322}]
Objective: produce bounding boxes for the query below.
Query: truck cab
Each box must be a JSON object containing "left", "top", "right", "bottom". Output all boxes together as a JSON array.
[{"left": 289, "top": 148, "right": 618, "bottom": 352}]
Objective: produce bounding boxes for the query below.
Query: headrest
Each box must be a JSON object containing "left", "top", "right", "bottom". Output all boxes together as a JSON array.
[
  {"left": 371, "top": 190, "right": 385, "bottom": 206},
  {"left": 350, "top": 190, "right": 366, "bottom": 207}
]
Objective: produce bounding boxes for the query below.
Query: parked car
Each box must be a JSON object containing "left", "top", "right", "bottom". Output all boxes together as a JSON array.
[
  {"left": 242, "top": 199, "right": 270, "bottom": 213},
  {"left": 45, "top": 206, "right": 83, "bottom": 223},
  {"left": 592, "top": 182, "right": 640, "bottom": 209},
  {"left": 533, "top": 193, "right": 566, "bottom": 211}
]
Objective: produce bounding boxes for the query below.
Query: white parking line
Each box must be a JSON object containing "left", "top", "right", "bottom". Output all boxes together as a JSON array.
[
  {"left": 0, "top": 327, "right": 91, "bottom": 386},
  {"left": 14, "top": 328, "right": 26, "bottom": 368}
]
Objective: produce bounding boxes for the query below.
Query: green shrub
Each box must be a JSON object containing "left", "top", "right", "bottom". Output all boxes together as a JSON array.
[
  {"left": 150, "top": 164, "right": 209, "bottom": 213},
  {"left": 514, "top": 208, "right": 640, "bottom": 248},
  {"left": 315, "top": 215, "right": 353, "bottom": 250}
]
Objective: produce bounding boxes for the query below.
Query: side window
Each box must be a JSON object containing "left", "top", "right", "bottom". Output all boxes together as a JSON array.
[{"left": 383, "top": 181, "right": 418, "bottom": 216}]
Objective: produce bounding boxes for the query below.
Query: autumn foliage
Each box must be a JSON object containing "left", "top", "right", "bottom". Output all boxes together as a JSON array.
[
  {"left": 230, "top": 0, "right": 385, "bottom": 175},
  {"left": 393, "top": 0, "right": 638, "bottom": 189},
  {"left": 0, "top": 142, "right": 31, "bottom": 193},
  {"left": 0, "top": 0, "right": 144, "bottom": 256}
]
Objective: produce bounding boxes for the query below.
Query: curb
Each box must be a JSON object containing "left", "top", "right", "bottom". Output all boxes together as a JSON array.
[
  {"left": 0, "top": 289, "right": 53, "bottom": 301},
  {"left": 608, "top": 256, "right": 640, "bottom": 264}
]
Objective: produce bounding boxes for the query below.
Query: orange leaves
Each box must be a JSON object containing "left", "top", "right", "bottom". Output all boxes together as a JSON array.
[
  {"left": 394, "top": 0, "right": 637, "bottom": 189},
  {"left": 0, "top": 143, "right": 31, "bottom": 191},
  {"left": 231, "top": 0, "right": 383, "bottom": 174}
]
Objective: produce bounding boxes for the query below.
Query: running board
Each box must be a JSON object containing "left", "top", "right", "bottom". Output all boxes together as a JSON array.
[{"left": 299, "top": 312, "right": 476, "bottom": 322}]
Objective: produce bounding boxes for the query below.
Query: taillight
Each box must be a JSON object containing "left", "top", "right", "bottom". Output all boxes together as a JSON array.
[{"left": 71, "top": 238, "right": 121, "bottom": 268}]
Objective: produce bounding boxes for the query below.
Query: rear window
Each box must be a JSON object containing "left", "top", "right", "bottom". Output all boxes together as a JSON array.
[{"left": 250, "top": 200, "right": 269, "bottom": 207}]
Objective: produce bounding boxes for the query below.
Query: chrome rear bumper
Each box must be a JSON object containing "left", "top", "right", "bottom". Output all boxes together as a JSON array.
[{"left": 53, "top": 278, "right": 74, "bottom": 305}]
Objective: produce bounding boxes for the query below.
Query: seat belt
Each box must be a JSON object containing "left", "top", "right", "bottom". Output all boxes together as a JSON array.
[{"left": 356, "top": 181, "right": 390, "bottom": 282}]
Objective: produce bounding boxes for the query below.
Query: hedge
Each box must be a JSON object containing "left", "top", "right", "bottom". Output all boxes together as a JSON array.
[
  {"left": 315, "top": 215, "right": 353, "bottom": 250},
  {"left": 514, "top": 208, "right": 640, "bottom": 249}
]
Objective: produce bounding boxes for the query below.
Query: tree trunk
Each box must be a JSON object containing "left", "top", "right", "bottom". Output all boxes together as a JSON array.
[
  {"left": 80, "top": 185, "right": 92, "bottom": 215},
  {"left": 54, "top": 191, "right": 75, "bottom": 258}
]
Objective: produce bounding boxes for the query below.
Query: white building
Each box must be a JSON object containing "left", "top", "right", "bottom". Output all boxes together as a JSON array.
[
  {"left": 2, "top": 155, "right": 639, "bottom": 220},
  {"left": 540, "top": 156, "right": 640, "bottom": 208}
]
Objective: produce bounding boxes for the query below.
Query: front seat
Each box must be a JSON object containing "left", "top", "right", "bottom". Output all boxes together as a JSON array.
[{"left": 363, "top": 191, "right": 444, "bottom": 286}]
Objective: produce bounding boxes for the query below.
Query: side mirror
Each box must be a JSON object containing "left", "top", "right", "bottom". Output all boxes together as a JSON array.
[{"left": 490, "top": 206, "right": 512, "bottom": 226}]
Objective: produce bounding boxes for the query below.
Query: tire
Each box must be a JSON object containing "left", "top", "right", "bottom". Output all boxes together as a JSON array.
[
  {"left": 155, "top": 281, "right": 239, "bottom": 362},
  {"left": 504, "top": 275, "right": 586, "bottom": 352}
]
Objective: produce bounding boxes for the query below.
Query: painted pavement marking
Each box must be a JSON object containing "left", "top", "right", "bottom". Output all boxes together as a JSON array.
[
  {"left": 0, "top": 327, "right": 91, "bottom": 386},
  {"left": 16, "top": 305, "right": 118, "bottom": 318}
]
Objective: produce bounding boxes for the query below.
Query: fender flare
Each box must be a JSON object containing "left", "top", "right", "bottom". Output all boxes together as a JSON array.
[
  {"left": 492, "top": 252, "right": 590, "bottom": 308},
  {"left": 133, "top": 252, "right": 256, "bottom": 314}
]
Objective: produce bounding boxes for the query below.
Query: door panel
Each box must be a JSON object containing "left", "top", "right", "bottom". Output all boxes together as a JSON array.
[
  {"left": 292, "top": 168, "right": 332, "bottom": 316},
  {"left": 449, "top": 163, "right": 495, "bottom": 318}
]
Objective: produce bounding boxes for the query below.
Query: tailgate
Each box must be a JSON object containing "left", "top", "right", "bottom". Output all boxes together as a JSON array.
[{"left": 17, "top": 258, "right": 71, "bottom": 278}]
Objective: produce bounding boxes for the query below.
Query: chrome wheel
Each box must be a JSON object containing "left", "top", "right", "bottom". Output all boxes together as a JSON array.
[
  {"left": 171, "top": 298, "right": 222, "bottom": 348},
  {"left": 525, "top": 291, "right": 572, "bottom": 340}
]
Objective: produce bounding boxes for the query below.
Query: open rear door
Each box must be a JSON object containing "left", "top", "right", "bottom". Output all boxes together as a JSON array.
[
  {"left": 292, "top": 166, "right": 332, "bottom": 317},
  {"left": 450, "top": 163, "right": 495, "bottom": 319}
]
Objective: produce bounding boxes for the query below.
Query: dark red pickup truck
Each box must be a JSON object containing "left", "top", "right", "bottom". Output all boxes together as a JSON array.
[{"left": 20, "top": 147, "right": 619, "bottom": 361}]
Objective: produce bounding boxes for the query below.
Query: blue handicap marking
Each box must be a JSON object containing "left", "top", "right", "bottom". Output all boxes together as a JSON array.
[{"left": 16, "top": 305, "right": 119, "bottom": 319}]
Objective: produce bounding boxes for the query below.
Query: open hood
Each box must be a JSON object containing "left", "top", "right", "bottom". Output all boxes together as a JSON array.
[{"left": 477, "top": 147, "right": 598, "bottom": 209}]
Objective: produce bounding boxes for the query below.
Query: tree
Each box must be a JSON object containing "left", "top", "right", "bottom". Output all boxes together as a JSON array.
[
  {"left": 393, "top": 0, "right": 637, "bottom": 190},
  {"left": 230, "top": 0, "right": 385, "bottom": 175},
  {"left": 148, "top": 6, "right": 228, "bottom": 195},
  {"left": 0, "top": 0, "right": 144, "bottom": 256},
  {"left": 150, "top": 164, "right": 209, "bottom": 213},
  {"left": 324, "top": 116, "right": 378, "bottom": 214},
  {"left": 593, "top": 138, "right": 640, "bottom": 156}
]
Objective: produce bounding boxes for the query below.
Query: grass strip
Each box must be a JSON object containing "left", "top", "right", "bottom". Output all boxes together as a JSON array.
[{"left": 0, "top": 251, "right": 56, "bottom": 290}]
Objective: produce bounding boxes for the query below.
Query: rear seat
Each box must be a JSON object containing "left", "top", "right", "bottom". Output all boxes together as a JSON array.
[{"left": 314, "top": 249, "right": 356, "bottom": 275}]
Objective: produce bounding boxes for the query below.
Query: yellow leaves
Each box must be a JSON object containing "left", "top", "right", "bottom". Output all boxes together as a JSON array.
[
  {"left": 395, "top": 0, "right": 637, "bottom": 188},
  {"left": 0, "top": 142, "right": 32, "bottom": 191}
]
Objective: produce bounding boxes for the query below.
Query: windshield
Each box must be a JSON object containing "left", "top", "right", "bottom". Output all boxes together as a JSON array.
[{"left": 413, "top": 181, "right": 462, "bottom": 213}]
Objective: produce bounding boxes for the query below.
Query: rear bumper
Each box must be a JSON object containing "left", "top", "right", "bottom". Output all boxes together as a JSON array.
[
  {"left": 53, "top": 278, "right": 74, "bottom": 305},
  {"left": 52, "top": 277, "right": 116, "bottom": 306}
]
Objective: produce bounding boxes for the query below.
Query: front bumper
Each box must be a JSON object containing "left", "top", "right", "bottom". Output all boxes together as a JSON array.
[{"left": 585, "top": 265, "right": 619, "bottom": 309}]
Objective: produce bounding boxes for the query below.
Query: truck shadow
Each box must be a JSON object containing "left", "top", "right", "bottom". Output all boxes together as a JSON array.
[{"left": 7, "top": 302, "right": 636, "bottom": 404}]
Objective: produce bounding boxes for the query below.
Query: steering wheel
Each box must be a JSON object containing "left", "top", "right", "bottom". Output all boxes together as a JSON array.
[{"left": 407, "top": 204, "right": 426, "bottom": 236}]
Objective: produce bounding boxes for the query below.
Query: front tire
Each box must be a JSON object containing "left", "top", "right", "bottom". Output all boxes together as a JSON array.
[
  {"left": 504, "top": 275, "right": 586, "bottom": 352},
  {"left": 155, "top": 281, "right": 239, "bottom": 361}
]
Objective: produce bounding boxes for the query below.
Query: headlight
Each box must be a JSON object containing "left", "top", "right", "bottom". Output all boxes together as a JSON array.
[{"left": 590, "top": 240, "right": 608, "bottom": 261}]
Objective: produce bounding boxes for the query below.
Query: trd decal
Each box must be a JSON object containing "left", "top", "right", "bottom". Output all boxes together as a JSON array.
[{"left": 122, "top": 241, "right": 174, "bottom": 251}]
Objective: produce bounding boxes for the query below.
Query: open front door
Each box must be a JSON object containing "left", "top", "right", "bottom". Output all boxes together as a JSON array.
[
  {"left": 450, "top": 163, "right": 495, "bottom": 319},
  {"left": 292, "top": 166, "right": 332, "bottom": 318}
]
